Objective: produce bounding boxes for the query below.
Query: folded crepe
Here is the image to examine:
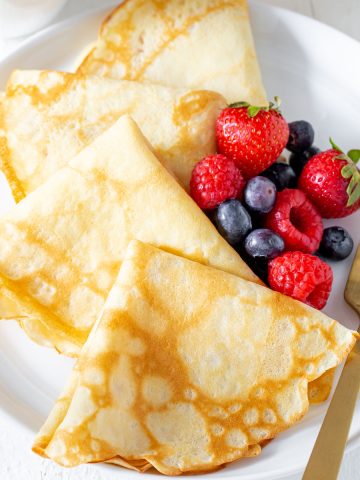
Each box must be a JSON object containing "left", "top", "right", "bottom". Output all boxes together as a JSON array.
[
  {"left": 0, "top": 115, "right": 258, "bottom": 356},
  {"left": 78, "top": 0, "right": 267, "bottom": 105},
  {"left": 1, "top": 70, "right": 226, "bottom": 200},
  {"left": 33, "top": 240, "right": 358, "bottom": 475}
]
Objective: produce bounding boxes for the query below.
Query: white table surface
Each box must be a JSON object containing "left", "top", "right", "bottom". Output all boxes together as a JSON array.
[{"left": 0, "top": 1, "right": 359, "bottom": 479}]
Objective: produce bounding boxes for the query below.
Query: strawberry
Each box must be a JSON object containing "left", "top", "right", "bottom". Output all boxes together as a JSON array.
[
  {"left": 216, "top": 97, "right": 289, "bottom": 179},
  {"left": 298, "top": 139, "right": 360, "bottom": 218}
]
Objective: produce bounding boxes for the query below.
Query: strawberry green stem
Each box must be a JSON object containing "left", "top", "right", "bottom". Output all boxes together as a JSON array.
[{"left": 228, "top": 97, "right": 282, "bottom": 118}]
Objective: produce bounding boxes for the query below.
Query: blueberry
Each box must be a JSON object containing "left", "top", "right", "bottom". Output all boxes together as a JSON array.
[
  {"left": 318, "top": 227, "right": 354, "bottom": 261},
  {"left": 289, "top": 146, "right": 321, "bottom": 176},
  {"left": 244, "top": 228, "right": 285, "bottom": 260},
  {"left": 286, "top": 120, "right": 315, "bottom": 154},
  {"left": 262, "top": 163, "right": 297, "bottom": 191},
  {"left": 244, "top": 176, "right": 276, "bottom": 214},
  {"left": 214, "top": 199, "right": 252, "bottom": 245}
]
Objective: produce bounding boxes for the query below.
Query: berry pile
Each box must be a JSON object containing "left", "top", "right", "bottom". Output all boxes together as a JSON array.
[{"left": 190, "top": 100, "right": 360, "bottom": 309}]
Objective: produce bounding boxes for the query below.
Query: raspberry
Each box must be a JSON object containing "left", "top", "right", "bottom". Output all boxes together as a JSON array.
[
  {"left": 268, "top": 252, "right": 333, "bottom": 310},
  {"left": 266, "top": 189, "right": 323, "bottom": 254},
  {"left": 190, "top": 154, "right": 245, "bottom": 209}
]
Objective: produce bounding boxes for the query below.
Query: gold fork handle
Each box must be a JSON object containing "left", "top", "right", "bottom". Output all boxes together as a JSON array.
[{"left": 303, "top": 341, "right": 360, "bottom": 480}]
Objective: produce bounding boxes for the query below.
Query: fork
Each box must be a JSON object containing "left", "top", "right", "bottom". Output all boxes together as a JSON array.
[{"left": 302, "top": 244, "right": 360, "bottom": 480}]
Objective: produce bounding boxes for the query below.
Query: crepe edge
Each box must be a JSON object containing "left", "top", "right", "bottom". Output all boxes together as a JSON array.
[
  {"left": 0, "top": 275, "right": 84, "bottom": 356},
  {"left": 0, "top": 93, "right": 27, "bottom": 202}
]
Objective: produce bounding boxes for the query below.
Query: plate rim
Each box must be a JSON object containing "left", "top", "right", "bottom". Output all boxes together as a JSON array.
[{"left": 0, "top": 2, "right": 359, "bottom": 479}]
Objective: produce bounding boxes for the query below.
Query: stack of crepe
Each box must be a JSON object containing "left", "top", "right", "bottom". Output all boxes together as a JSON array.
[{"left": 0, "top": 0, "right": 357, "bottom": 476}]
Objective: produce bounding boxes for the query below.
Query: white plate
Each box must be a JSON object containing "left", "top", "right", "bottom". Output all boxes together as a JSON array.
[{"left": 0, "top": 2, "right": 359, "bottom": 479}]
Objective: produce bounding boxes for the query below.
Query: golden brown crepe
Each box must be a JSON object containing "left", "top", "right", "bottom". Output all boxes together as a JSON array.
[
  {"left": 0, "top": 115, "right": 258, "bottom": 356},
  {"left": 0, "top": 83, "right": 334, "bottom": 403},
  {"left": 33, "top": 240, "right": 358, "bottom": 475},
  {"left": 0, "top": 69, "right": 226, "bottom": 200},
  {"left": 78, "top": 0, "right": 267, "bottom": 105}
]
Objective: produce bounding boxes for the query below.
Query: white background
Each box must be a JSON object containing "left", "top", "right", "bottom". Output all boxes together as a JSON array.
[{"left": 0, "top": 1, "right": 359, "bottom": 479}]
